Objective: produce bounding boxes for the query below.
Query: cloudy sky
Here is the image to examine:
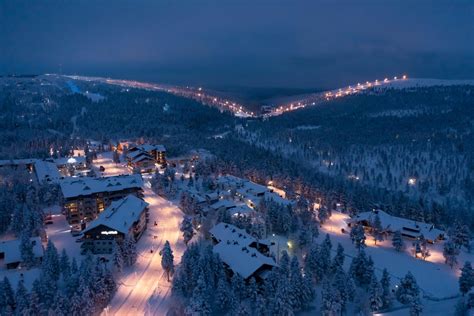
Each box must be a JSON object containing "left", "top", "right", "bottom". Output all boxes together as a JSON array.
[{"left": 1, "top": 1, "right": 473, "bottom": 89}]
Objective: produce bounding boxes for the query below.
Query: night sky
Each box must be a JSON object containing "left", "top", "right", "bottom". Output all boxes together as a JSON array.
[{"left": 1, "top": 1, "right": 473, "bottom": 89}]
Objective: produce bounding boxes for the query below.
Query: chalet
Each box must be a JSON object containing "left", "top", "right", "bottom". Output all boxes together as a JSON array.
[
  {"left": 128, "top": 144, "right": 166, "bottom": 165},
  {"left": 60, "top": 174, "right": 144, "bottom": 224},
  {"left": 347, "top": 209, "right": 445, "bottom": 243},
  {"left": 0, "top": 237, "right": 44, "bottom": 269},
  {"left": 210, "top": 223, "right": 270, "bottom": 253},
  {"left": 210, "top": 223, "right": 275, "bottom": 280},
  {"left": 81, "top": 195, "right": 149, "bottom": 254}
]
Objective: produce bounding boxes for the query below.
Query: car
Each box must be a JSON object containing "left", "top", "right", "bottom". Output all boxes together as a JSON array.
[
  {"left": 99, "top": 257, "right": 110, "bottom": 263},
  {"left": 99, "top": 166, "right": 105, "bottom": 172}
]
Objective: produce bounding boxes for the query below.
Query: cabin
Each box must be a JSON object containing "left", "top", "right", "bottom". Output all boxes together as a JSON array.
[
  {"left": 0, "top": 237, "right": 44, "bottom": 269},
  {"left": 210, "top": 223, "right": 275, "bottom": 280},
  {"left": 347, "top": 209, "right": 445, "bottom": 243}
]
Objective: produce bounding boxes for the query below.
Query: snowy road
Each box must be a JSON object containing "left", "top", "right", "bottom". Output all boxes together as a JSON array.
[{"left": 94, "top": 153, "right": 185, "bottom": 315}]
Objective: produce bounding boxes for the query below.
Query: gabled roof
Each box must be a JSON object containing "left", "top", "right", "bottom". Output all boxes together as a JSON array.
[
  {"left": 35, "top": 160, "right": 63, "bottom": 184},
  {"left": 349, "top": 210, "right": 445, "bottom": 241},
  {"left": 131, "top": 155, "right": 155, "bottom": 164},
  {"left": 83, "top": 195, "right": 149, "bottom": 234},
  {"left": 210, "top": 199, "right": 237, "bottom": 211},
  {"left": 213, "top": 242, "right": 277, "bottom": 279},
  {"left": 60, "top": 174, "right": 143, "bottom": 199},
  {"left": 0, "top": 237, "right": 43, "bottom": 265},
  {"left": 210, "top": 222, "right": 255, "bottom": 247}
]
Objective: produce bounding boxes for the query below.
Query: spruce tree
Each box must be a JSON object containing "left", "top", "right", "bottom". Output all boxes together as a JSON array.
[
  {"left": 443, "top": 241, "right": 460, "bottom": 268},
  {"left": 396, "top": 272, "right": 420, "bottom": 305},
  {"left": 380, "top": 268, "right": 393, "bottom": 309},
  {"left": 180, "top": 216, "right": 194, "bottom": 246},
  {"left": 459, "top": 261, "right": 474, "bottom": 295},
  {"left": 15, "top": 279, "right": 29, "bottom": 314},
  {"left": 368, "top": 275, "right": 383, "bottom": 312},
  {"left": 392, "top": 230, "right": 404, "bottom": 252},
  {"left": 160, "top": 240, "right": 175, "bottom": 282}
]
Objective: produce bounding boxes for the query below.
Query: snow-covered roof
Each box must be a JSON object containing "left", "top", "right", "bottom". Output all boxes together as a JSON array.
[
  {"left": 0, "top": 158, "right": 37, "bottom": 167},
  {"left": 35, "top": 160, "right": 63, "bottom": 184},
  {"left": 213, "top": 242, "right": 277, "bottom": 279},
  {"left": 210, "top": 222, "right": 255, "bottom": 247},
  {"left": 265, "top": 192, "right": 294, "bottom": 206},
  {"left": 349, "top": 210, "right": 445, "bottom": 241},
  {"left": 83, "top": 195, "right": 149, "bottom": 235},
  {"left": 53, "top": 156, "right": 86, "bottom": 166},
  {"left": 60, "top": 174, "right": 143, "bottom": 199},
  {"left": 231, "top": 204, "right": 254, "bottom": 216},
  {"left": 210, "top": 199, "right": 237, "bottom": 211},
  {"left": 131, "top": 155, "right": 155, "bottom": 164},
  {"left": 0, "top": 237, "right": 44, "bottom": 265},
  {"left": 127, "top": 150, "right": 153, "bottom": 160},
  {"left": 129, "top": 144, "right": 166, "bottom": 153}
]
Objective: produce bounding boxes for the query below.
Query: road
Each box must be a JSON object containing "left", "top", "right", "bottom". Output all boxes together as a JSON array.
[
  {"left": 67, "top": 74, "right": 408, "bottom": 118},
  {"left": 95, "top": 153, "right": 185, "bottom": 316}
]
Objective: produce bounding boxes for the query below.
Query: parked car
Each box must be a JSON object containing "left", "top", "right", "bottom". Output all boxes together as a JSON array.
[{"left": 99, "top": 166, "right": 105, "bottom": 172}]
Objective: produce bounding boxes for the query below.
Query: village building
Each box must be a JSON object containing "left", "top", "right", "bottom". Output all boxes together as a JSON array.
[
  {"left": 347, "top": 209, "right": 445, "bottom": 243},
  {"left": 209, "top": 223, "right": 275, "bottom": 280},
  {"left": 60, "top": 174, "right": 144, "bottom": 224},
  {"left": 129, "top": 144, "right": 166, "bottom": 165},
  {"left": 0, "top": 237, "right": 44, "bottom": 269},
  {"left": 34, "top": 160, "right": 64, "bottom": 184},
  {"left": 81, "top": 195, "right": 149, "bottom": 254}
]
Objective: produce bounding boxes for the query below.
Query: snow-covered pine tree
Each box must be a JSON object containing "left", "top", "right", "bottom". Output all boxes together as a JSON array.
[
  {"left": 214, "top": 276, "right": 232, "bottom": 313},
  {"left": 443, "top": 240, "right": 460, "bottom": 268},
  {"left": 371, "top": 214, "right": 384, "bottom": 245},
  {"left": 160, "top": 240, "right": 175, "bottom": 282},
  {"left": 396, "top": 271, "right": 420, "bottom": 305},
  {"left": 112, "top": 240, "right": 124, "bottom": 273},
  {"left": 450, "top": 223, "right": 471, "bottom": 252},
  {"left": 20, "top": 232, "right": 35, "bottom": 269},
  {"left": 289, "top": 256, "right": 304, "bottom": 312},
  {"left": 15, "top": 279, "right": 30, "bottom": 315},
  {"left": 43, "top": 239, "right": 61, "bottom": 281},
  {"left": 60, "top": 249, "right": 71, "bottom": 280},
  {"left": 331, "top": 243, "right": 345, "bottom": 274},
  {"left": 459, "top": 261, "right": 474, "bottom": 295},
  {"left": 380, "top": 268, "right": 393, "bottom": 309},
  {"left": 122, "top": 234, "right": 138, "bottom": 267},
  {"left": 368, "top": 275, "right": 384, "bottom": 312},
  {"left": 392, "top": 230, "right": 404, "bottom": 252},
  {"left": 409, "top": 294, "right": 423, "bottom": 316},
  {"left": 350, "top": 223, "right": 366, "bottom": 251},
  {"left": 321, "top": 279, "right": 342, "bottom": 316},
  {"left": 186, "top": 274, "right": 211, "bottom": 316},
  {"left": 180, "top": 216, "right": 194, "bottom": 246}
]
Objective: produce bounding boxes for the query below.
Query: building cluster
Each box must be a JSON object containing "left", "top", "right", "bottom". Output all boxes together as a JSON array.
[
  {"left": 0, "top": 156, "right": 90, "bottom": 185},
  {"left": 111, "top": 141, "right": 167, "bottom": 173},
  {"left": 347, "top": 209, "right": 445, "bottom": 243},
  {"left": 183, "top": 174, "right": 294, "bottom": 219},
  {"left": 209, "top": 222, "right": 277, "bottom": 280}
]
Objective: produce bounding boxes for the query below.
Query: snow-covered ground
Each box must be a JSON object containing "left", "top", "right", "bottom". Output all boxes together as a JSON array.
[
  {"left": 317, "top": 212, "right": 471, "bottom": 314},
  {"left": 94, "top": 153, "right": 185, "bottom": 315}
]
